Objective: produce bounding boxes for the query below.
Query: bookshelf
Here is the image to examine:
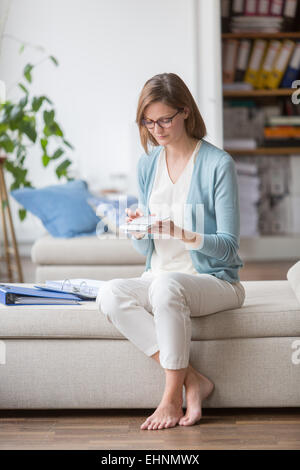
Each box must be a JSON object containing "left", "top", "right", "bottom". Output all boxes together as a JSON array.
[
  {"left": 228, "top": 146, "right": 300, "bottom": 154},
  {"left": 223, "top": 87, "right": 298, "bottom": 96},
  {"left": 223, "top": 32, "right": 300, "bottom": 39},
  {"left": 221, "top": 0, "right": 300, "bottom": 255}
]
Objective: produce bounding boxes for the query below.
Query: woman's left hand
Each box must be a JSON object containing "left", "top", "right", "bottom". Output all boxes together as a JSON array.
[{"left": 147, "top": 218, "right": 183, "bottom": 240}]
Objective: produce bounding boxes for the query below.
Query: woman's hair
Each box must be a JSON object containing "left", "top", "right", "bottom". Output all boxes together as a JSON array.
[{"left": 136, "top": 73, "right": 207, "bottom": 154}]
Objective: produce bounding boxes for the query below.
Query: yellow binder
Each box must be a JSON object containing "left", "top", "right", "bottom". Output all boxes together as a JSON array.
[
  {"left": 244, "top": 40, "right": 267, "bottom": 88},
  {"left": 267, "top": 40, "right": 295, "bottom": 89},
  {"left": 256, "top": 40, "right": 282, "bottom": 89}
]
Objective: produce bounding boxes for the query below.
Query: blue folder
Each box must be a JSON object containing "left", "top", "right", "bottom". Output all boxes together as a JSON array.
[{"left": 0, "top": 284, "right": 83, "bottom": 305}]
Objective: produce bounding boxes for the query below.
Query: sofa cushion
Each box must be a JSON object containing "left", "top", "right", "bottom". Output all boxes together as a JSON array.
[
  {"left": 1, "top": 281, "right": 300, "bottom": 340},
  {"left": 287, "top": 260, "right": 300, "bottom": 304},
  {"left": 31, "top": 233, "right": 146, "bottom": 265}
]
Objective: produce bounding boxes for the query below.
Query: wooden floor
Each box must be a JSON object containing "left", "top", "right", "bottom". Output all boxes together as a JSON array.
[
  {"left": 0, "top": 408, "right": 299, "bottom": 450},
  {"left": 0, "top": 259, "right": 299, "bottom": 450}
]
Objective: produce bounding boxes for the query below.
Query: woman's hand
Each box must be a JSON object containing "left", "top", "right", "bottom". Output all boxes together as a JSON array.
[
  {"left": 147, "top": 219, "right": 177, "bottom": 238},
  {"left": 148, "top": 219, "right": 197, "bottom": 243},
  {"left": 124, "top": 207, "right": 155, "bottom": 240}
]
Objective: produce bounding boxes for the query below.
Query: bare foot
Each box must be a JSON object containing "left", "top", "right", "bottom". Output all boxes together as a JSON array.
[
  {"left": 179, "top": 369, "right": 214, "bottom": 426},
  {"left": 140, "top": 399, "right": 184, "bottom": 430}
]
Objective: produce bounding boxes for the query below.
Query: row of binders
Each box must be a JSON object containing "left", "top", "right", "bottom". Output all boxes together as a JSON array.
[
  {"left": 222, "top": 0, "right": 299, "bottom": 32},
  {"left": 223, "top": 38, "right": 300, "bottom": 88}
]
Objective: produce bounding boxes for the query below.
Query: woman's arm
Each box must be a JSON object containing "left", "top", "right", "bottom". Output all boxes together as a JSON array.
[{"left": 183, "top": 158, "right": 240, "bottom": 263}]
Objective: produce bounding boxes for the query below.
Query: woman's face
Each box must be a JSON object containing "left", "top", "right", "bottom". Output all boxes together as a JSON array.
[{"left": 143, "top": 101, "right": 189, "bottom": 146}]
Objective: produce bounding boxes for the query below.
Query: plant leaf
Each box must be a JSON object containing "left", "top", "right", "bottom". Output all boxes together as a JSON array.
[
  {"left": 42, "top": 154, "right": 50, "bottom": 167},
  {"left": 18, "top": 208, "right": 27, "bottom": 221},
  {"left": 23, "top": 63, "right": 33, "bottom": 83},
  {"left": 55, "top": 159, "right": 72, "bottom": 179},
  {"left": 18, "top": 83, "right": 28, "bottom": 94},
  {"left": 63, "top": 139, "right": 74, "bottom": 149},
  {"left": 40, "top": 138, "right": 48, "bottom": 150},
  {"left": 52, "top": 148, "right": 64, "bottom": 160},
  {"left": 49, "top": 55, "right": 59, "bottom": 66},
  {"left": 43, "top": 109, "right": 55, "bottom": 126}
]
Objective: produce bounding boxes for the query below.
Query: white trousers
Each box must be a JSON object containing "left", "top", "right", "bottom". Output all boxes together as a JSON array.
[{"left": 97, "top": 271, "right": 245, "bottom": 370}]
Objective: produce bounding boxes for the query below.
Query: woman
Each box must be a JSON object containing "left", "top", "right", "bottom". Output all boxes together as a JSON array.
[{"left": 97, "top": 73, "right": 245, "bottom": 431}]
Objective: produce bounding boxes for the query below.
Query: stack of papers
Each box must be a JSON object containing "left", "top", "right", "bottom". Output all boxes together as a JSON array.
[
  {"left": 231, "top": 16, "right": 283, "bottom": 33},
  {"left": 120, "top": 216, "right": 170, "bottom": 233},
  {"left": 35, "top": 279, "right": 107, "bottom": 299}
]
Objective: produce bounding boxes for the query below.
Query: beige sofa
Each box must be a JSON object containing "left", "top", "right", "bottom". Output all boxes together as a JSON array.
[
  {"left": 0, "top": 235, "right": 299, "bottom": 409},
  {"left": 31, "top": 233, "right": 146, "bottom": 281}
]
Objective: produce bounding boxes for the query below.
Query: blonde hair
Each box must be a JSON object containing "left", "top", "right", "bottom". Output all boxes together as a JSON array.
[{"left": 136, "top": 73, "right": 207, "bottom": 154}]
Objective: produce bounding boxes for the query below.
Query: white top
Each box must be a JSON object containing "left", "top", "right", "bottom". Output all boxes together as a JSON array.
[{"left": 147, "top": 140, "right": 202, "bottom": 276}]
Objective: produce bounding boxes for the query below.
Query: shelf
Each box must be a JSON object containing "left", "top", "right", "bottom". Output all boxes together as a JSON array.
[
  {"left": 225, "top": 147, "right": 300, "bottom": 155},
  {"left": 222, "top": 32, "right": 300, "bottom": 39},
  {"left": 223, "top": 88, "right": 298, "bottom": 98}
]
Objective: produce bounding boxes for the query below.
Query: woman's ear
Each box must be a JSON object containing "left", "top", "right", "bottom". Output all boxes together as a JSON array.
[{"left": 183, "top": 107, "right": 190, "bottom": 119}]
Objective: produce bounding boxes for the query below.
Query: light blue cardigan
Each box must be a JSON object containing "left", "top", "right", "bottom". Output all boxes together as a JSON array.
[{"left": 131, "top": 139, "right": 244, "bottom": 283}]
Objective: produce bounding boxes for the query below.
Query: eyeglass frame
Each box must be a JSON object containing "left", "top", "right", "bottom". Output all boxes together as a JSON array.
[{"left": 141, "top": 107, "right": 185, "bottom": 130}]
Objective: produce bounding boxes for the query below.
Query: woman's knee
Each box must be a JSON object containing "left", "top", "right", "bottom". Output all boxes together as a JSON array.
[
  {"left": 148, "top": 272, "right": 186, "bottom": 309},
  {"left": 97, "top": 278, "right": 129, "bottom": 317}
]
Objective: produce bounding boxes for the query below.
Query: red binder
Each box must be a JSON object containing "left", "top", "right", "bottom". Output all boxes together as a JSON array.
[{"left": 245, "top": 0, "right": 258, "bottom": 15}]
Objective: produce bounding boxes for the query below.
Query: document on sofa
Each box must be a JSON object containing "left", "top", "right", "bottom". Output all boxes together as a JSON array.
[{"left": 35, "top": 278, "right": 107, "bottom": 299}]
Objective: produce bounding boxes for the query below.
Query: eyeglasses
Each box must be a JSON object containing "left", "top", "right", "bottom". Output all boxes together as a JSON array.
[{"left": 141, "top": 108, "right": 184, "bottom": 130}]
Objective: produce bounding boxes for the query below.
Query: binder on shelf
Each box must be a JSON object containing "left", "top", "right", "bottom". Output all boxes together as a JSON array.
[
  {"left": 281, "top": 42, "right": 300, "bottom": 88},
  {"left": 283, "top": 0, "right": 298, "bottom": 31},
  {"left": 267, "top": 39, "right": 295, "bottom": 88},
  {"left": 231, "top": 0, "right": 245, "bottom": 15},
  {"left": 223, "top": 39, "right": 239, "bottom": 83},
  {"left": 256, "top": 40, "right": 281, "bottom": 88},
  {"left": 221, "top": 0, "right": 232, "bottom": 32},
  {"left": 244, "top": 39, "right": 267, "bottom": 87},
  {"left": 269, "top": 0, "right": 284, "bottom": 16},
  {"left": 245, "top": 0, "right": 258, "bottom": 15},
  {"left": 235, "top": 39, "right": 252, "bottom": 81},
  {"left": 0, "top": 284, "right": 83, "bottom": 306},
  {"left": 257, "top": 0, "right": 271, "bottom": 15}
]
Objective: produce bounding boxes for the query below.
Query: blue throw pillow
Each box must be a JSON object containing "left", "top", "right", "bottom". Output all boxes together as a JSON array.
[{"left": 10, "top": 180, "right": 103, "bottom": 238}]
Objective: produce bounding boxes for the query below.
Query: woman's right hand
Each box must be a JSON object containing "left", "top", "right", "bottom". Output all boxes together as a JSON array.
[
  {"left": 125, "top": 207, "right": 144, "bottom": 223},
  {"left": 124, "top": 207, "right": 145, "bottom": 239}
]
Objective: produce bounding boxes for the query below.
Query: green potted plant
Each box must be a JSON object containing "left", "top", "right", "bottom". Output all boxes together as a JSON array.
[{"left": 0, "top": 38, "right": 74, "bottom": 221}]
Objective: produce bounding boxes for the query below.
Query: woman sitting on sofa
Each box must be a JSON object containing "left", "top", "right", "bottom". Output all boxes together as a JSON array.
[{"left": 97, "top": 72, "right": 245, "bottom": 431}]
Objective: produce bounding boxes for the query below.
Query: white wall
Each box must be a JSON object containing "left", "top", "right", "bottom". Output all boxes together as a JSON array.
[{"left": 0, "top": 0, "right": 222, "bottom": 248}]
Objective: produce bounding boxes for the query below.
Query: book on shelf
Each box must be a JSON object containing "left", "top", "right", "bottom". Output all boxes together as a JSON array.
[
  {"left": 270, "top": 0, "right": 284, "bottom": 16},
  {"left": 223, "top": 39, "right": 239, "bottom": 82},
  {"left": 267, "top": 39, "right": 295, "bottom": 88},
  {"left": 281, "top": 41, "right": 300, "bottom": 87},
  {"left": 222, "top": 38, "right": 300, "bottom": 90},
  {"left": 221, "top": 0, "right": 300, "bottom": 32},
  {"left": 235, "top": 39, "right": 252, "bottom": 81},
  {"left": 231, "top": 16, "right": 283, "bottom": 33},
  {"left": 244, "top": 39, "right": 268, "bottom": 87},
  {"left": 224, "top": 138, "right": 257, "bottom": 149},
  {"left": 257, "top": 0, "right": 272, "bottom": 16},
  {"left": 267, "top": 115, "right": 300, "bottom": 125},
  {"left": 255, "top": 39, "right": 281, "bottom": 88},
  {"left": 264, "top": 125, "right": 300, "bottom": 137}
]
